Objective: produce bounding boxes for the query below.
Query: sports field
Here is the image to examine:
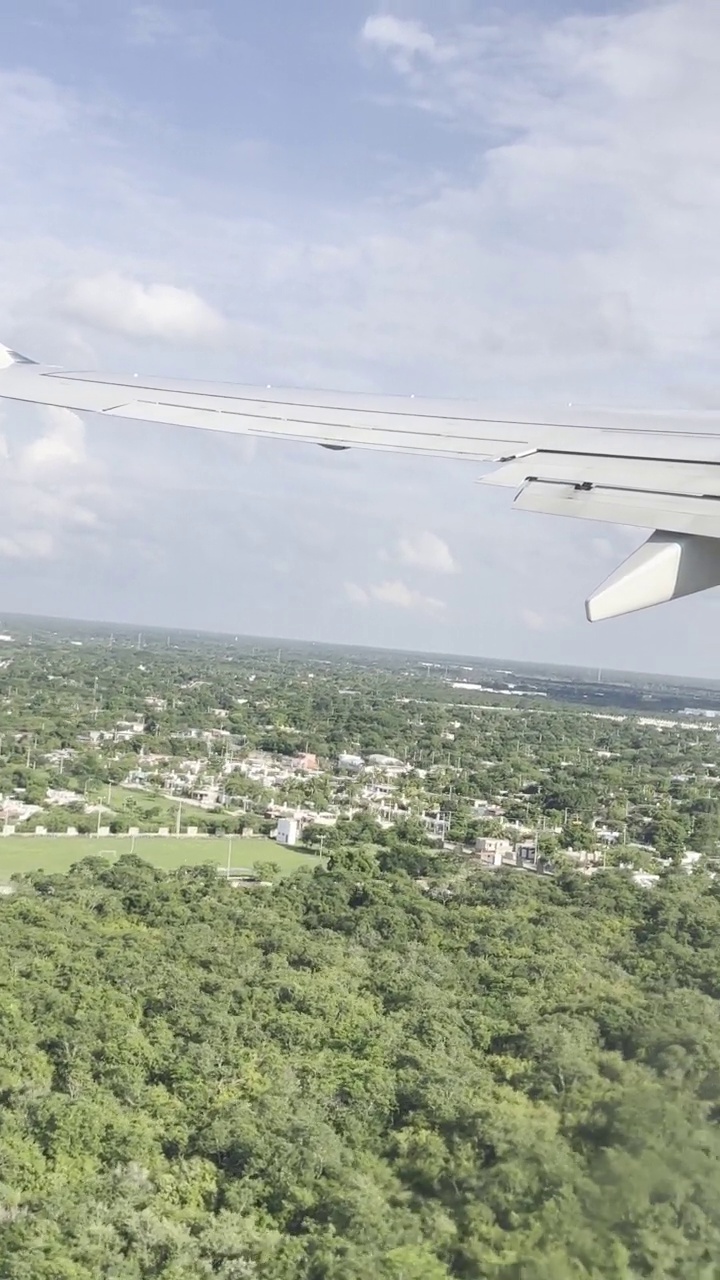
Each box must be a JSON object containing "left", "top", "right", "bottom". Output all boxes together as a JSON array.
[{"left": 0, "top": 835, "right": 319, "bottom": 882}]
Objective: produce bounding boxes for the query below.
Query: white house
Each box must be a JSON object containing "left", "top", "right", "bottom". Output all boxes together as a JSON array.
[
  {"left": 276, "top": 817, "right": 299, "bottom": 847},
  {"left": 476, "top": 837, "right": 514, "bottom": 859}
]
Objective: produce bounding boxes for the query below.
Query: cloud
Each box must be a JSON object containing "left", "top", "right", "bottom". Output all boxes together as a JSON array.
[
  {"left": 127, "top": 4, "right": 218, "bottom": 54},
  {"left": 397, "top": 530, "right": 458, "bottom": 574},
  {"left": 0, "top": 69, "right": 75, "bottom": 140},
  {"left": 360, "top": 15, "right": 442, "bottom": 65},
  {"left": 520, "top": 606, "right": 572, "bottom": 633},
  {"left": 521, "top": 608, "right": 551, "bottom": 633},
  {"left": 345, "top": 581, "right": 369, "bottom": 605},
  {"left": 0, "top": 405, "right": 106, "bottom": 561},
  {"left": 20, "top": 407, "right": 87, "bottom": 472},
  {"left": 346, "top": 578, "right": 445, "bottom": 612},
  {"left": 56, "top": 273, "right": 225, "bottom": 343},
  {"left": 373, "top": 579, "right": 444, "bottom": 610},
  {"left": 0, "top": 530, "right": 54, "bottom": 560},
  {"left": 348, "top": 1, "right": 720, "bottom": 394}
]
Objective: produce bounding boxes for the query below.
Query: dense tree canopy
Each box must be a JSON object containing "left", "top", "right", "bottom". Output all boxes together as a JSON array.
[{"left": 2, "top": 851, "right": 720, "bottom": 1278}]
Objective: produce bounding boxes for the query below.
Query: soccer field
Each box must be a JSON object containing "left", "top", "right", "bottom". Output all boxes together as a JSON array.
[{"left": 0, "top": 835, "right": 319, "bottom": 882}]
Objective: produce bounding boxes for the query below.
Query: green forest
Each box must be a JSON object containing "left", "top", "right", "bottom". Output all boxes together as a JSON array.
[{"left": 2, "top": 847, "right": 720, "bottom": 1279}]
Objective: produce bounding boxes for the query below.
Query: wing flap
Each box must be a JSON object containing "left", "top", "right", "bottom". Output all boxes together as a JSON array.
[
  {"left": 482, "top": 452, "right": 720, "bottom": 496},
  {"left": 516, "top": 480, "right": 720, "bottom": 537}
]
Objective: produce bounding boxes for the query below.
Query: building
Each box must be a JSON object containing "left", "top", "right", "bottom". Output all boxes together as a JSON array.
[
  {"left": 681, "top": 850, "right": 702, "bottom": 871},
  {"left": 476, "top": 845, "right": 505, "bottom": 868},
  {"left": 276, "top": 817, "right": 299, "bottom": 846},
  {"left": 422, "top": 810, "right": 451, "bottom": 840},
  {"left": 476, "top": 837, "right": 514, "bottom": 859},
  {"left": 46, "top": 788, "right": 83, "bottom": 807},
  {"left": 190, "top": 783, "right": 228, "bottom": 809},
  {"left": 633, "top": 872, "right": 661, "bottom": 889},
  {"left": 338, "top": 753, "right": 364, "bottom": 770},
  {"left": 515, "top": 841, "right": 538, "bottom": 866}
]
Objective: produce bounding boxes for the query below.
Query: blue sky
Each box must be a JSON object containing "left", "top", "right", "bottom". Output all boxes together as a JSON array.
[{"left": 2, "top": 0, "right": 720, "bottom": 674}]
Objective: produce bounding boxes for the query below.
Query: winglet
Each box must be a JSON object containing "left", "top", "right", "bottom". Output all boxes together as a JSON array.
[{"left": 0, "top": 344, "right": 36, "bottom": 369}]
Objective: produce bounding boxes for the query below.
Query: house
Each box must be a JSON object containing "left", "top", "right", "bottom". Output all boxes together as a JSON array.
[
  {"left": 276, "top": 817, "right": 299, "bottom": 846},
  {"left": 564, "top": 848, "right": 602, "bottom": 866},
  {"left": 681, "top": 850, "right": 703, "bottom": 871},
  {"left": 46, "top": 788, "right": 83, "bottom": 807},
  {"left": 123, "top": 769, "right": 153, "bottom": 788},
  {"left": 366, "top": 754, "right": 407, "bottom": 775},
  {"left": 515, "top": 841, "right": 538, "bottom": 866},
  {"left": 190, "top": 783, "right": 228, "bottom": 809},
  {"left": 476, "top": 845, "right": 505, "bottom": 868},
  {"left": 422, "top": 810, "right": 450, "bottom": 840},
  {"left": 633, "top": 872, "right": 661, "bottom": 888},
  {"left": 595, "top": 825, "right": 621, "bottom": 844},
  {"left": 476, "top": 837, "right": 514, "bottom": 859}
]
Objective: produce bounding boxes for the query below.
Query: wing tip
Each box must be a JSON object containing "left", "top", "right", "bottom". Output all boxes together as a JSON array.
[{"left": 0, "top": 344, "right": 36, "bottom": 369}]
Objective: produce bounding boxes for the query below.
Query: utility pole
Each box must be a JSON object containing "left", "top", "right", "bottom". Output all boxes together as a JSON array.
[{"left": 175, "top": 798, "right": 182, "bottom": 837}]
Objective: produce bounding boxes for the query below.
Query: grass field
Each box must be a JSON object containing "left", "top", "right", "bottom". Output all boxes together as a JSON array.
[
  {"left": 0, "top": 835, "right": 319, "bottom": 882},
  {"left": 88, "top": 786, "right": 216, "bottom": 823}
]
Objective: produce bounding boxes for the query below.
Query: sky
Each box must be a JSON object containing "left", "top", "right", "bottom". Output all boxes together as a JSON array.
[{"left": 2, "top": 0, "right": 720, "bottom": 674}]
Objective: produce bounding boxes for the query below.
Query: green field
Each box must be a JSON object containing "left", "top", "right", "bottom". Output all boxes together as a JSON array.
[
  {"left": 87, "top": 786, "right": 224, "bottom": 823},
  {"left": 0, "top": 836, "right": 319, "bottom": 882}
]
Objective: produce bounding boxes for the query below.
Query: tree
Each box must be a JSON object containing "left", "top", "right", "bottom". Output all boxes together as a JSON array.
[
  {"left": 647, "top": 810, "right": 689, "bottom": 861},
  {"left": 326, "top": 843, "right": 378, "bottom": 877},
  {"left": 253, "top": 859, "right": 281, "bottom": 880}
]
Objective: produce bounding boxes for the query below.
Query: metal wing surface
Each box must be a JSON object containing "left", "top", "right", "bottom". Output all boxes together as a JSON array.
[{"left": 3, "top": 344, "right": 720, "bottom": 619}]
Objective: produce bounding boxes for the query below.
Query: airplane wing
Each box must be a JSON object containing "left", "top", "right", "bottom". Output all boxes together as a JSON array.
[{"left": 2, "top": 341, "right": 720, "bottom": 622}]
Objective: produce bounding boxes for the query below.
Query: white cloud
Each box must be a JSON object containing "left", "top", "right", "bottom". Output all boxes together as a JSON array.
[
  {"left": 57, "top": 273, "right": 225, "bottom": 343},
  {"left": 520, "top": 606, "right": 572, "bottom": 633},
  {"left": 0, "top": 69, "right": 74, "bottom": 140},
  {"left": 20, "top": 407, "right": 87, "bottom": 472},
  {"left": 397, "top": 530, "right": 458, "bottom": 574},
  {"left": 521, "top": 608, "right": 550, "bottom": 633},
  {"left": 0, "top": 530, "right": 54, "bottom": 559},
  {"left": 348, "top": 1, "right": 720, "bottom": 394},
  {"left": 345, "top": 581, "right": 369, "bottom": 605},
  {"left": 361, "top": 15, "right": 441, "bottom": 63},
  {"left": 346, "top": 577, "right": 445, "bottom": 611},
  {"left": 127, "top": 5, "right": 218, "bottom": 54},
  {"left": 0, "top": 405, "right": 106, "bottom": 561}
]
